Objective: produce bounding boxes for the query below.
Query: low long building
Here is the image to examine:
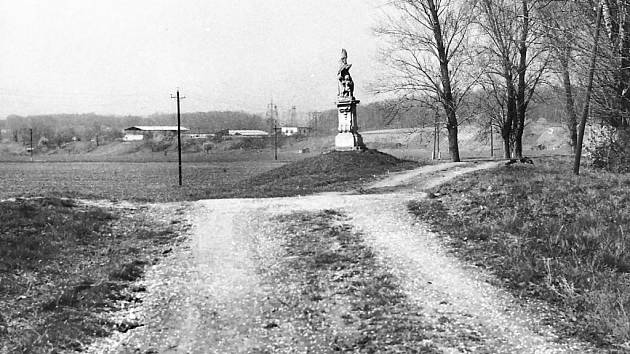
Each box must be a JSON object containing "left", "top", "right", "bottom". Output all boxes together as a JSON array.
[
  {"left": 124, "top": 126, "right": 190, "bottom": 132},
  {"left": 123, "top": 126, "right": 190, "bottom": 142}
]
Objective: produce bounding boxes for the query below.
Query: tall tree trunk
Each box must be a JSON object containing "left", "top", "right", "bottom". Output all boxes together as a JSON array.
[
  {"left": 515, "top": 0, "right": 529, "bottom": 159},
  {"left": 447, "top": 122, "right": 460, "bottom": 161},
  {"left": 481, "top": 0, "right": 514, "bottom": 159},
  {"left": 560, "top": 51, "right": 578, "bottom": 152},
  {"left": 428, "top": 0, "right": 460, "bottom": 162},
  {"left": 574, "top": 3, "right": 603, "bottom": 175},
  {"left": 503, "top": 69, "right": 517, "bottom": 159},
  {"left": 615, "top": 0, "right": 630, "bottom": 128},
  {"left": 614, "top": 57, "right": 630, "bottom": 128}
]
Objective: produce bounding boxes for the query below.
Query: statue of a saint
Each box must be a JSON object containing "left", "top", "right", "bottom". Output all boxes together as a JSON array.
[
  {"left": 337, "top": 49, "right": 354, "bottom": 99},
  {"left": 341, "top": 75, "right": 354, "bottom": 98}
]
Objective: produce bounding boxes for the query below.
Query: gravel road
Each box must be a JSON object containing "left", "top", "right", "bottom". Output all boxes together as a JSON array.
[{"left": 92, "top": 161, "right": 596, "bottom": 353}]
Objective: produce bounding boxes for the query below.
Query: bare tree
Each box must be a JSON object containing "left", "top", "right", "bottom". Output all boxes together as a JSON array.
[
  {"left": 574, "top": 3, "right": 604, "bottom": 175},
  {"left": 589, "top": 0, "right": 630, "bottom": 128},
  {"left": 477, "top": 73, "right": 509, "bottom": 156},
  {"left": 375, "top": 0, "right": 476, "bottom": 162},
  {"left": 541, "top": 1, "right": 589, "bottom": 152},
  {"left": 474, "top": 0, "right": 549, "bottom": 159}
]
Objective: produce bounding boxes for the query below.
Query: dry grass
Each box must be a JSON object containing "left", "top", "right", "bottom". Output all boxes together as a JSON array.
[
  {"left": 260, "top": 210, "right": 437, "bottom": 352},
  {"left": 408, "top": 157, "right": 630, "bottom": 349},
  {"left": 0, "top": 197, "right": 186, "bottom": 352}
]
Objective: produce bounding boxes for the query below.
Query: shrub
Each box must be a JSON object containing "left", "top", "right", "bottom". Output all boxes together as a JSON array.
[
  {"left": 149, "top": 139, "right": 171, "bottom": 152},
  {"left": 229, "top": 137, "right": 269, "bottom": 150},
  {"left": 585, "top": 126, "right": 630, "bottom": 173}
]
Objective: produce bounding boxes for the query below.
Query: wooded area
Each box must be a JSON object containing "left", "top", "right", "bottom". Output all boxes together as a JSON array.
[{"left": 374, "top": 0, "right": 630, "bottom": 173}]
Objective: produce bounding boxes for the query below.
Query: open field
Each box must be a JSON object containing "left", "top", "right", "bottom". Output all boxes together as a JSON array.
[
  {"left": 0, "top": 147, "right": 308, "bottom": 163},
  {"left": 409, "top": 157, "right": 630, "bottom": 349},
  {"left": 0, "top": 160, "right": 282, "bottom": 202},
  {"left": 0, "top": 150, "right": 419, "bottom": 202}
]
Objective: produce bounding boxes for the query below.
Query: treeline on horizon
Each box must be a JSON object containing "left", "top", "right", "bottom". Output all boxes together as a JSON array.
[
  {"left": 314, "top": 88, "right": 567, "bottom": 134},
  {"left": 0, "top": 91, "right": 567, "bottom": 147},
  {"left": 0, "top": 111, "right": 269, "bottom": 147}
]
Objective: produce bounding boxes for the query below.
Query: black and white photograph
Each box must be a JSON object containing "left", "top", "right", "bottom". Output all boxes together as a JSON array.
[{"left": 0, "top": 0, "right": 629, "bottom": 352}]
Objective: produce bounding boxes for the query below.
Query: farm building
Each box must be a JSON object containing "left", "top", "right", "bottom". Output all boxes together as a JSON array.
[
  {"left": 281, "top": 126, "right": 311, "bottom": 136},
  {"left": 215, "top": 129, "right": 269, "bottom": 137},
  {"left": 123, "top": 126, "right": 190, "bottom": 142}
]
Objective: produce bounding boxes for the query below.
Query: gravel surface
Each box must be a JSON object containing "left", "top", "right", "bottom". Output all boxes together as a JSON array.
[{"left": 90, "top": 161, "right": 597, "bottom": 353}]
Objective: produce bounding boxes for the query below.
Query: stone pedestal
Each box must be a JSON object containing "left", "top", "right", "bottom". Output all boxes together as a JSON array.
[{"left": 335, "top": 98, "right": 365, "bottom": 151}]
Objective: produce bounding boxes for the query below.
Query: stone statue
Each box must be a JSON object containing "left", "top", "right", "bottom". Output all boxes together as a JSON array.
[
  {"left": 334, "top": 48, "right": 365, "bottom": 150},
  {"left": 337, "top": 49, "right": 354, "bottom": 99},
  {"left": 341, "top": 75, "right": 354, "bottom": 99}
]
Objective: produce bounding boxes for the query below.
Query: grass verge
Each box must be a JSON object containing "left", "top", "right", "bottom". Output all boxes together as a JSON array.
[
  {"left": 0, "top": 197, "right": 185, "bottom": 352},
  {"left": 408, "top": 157, "right": 630, "bottom": 349},
  {"left": 258, "top": 210, "right": 437, "bottom": 352}
]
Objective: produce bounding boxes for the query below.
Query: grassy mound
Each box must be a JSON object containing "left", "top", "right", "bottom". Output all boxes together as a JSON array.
[{"left": 220, "top": 150, "right": 419, "bottom": 198}]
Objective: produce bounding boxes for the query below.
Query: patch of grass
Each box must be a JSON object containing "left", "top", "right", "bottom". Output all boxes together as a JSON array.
[
  {"left": 408, "top": 157, "right": 630, "bottom": 349},
  {"left": 258, "top": 210, "right": 437, "bottom": 352},
  {"left": 0, "top": 197, "right": 184, "bottom": 352},
  {"left": 109, "top": 260, "right": 149, "bottom": 281}
]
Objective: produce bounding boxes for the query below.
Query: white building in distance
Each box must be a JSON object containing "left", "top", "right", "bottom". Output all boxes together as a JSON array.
[
  {"left": 123, "top": 126, "right": 190, "bottom": 141},
  {"left": 281, "top": 126, "right": 311, "bottom": 136}
]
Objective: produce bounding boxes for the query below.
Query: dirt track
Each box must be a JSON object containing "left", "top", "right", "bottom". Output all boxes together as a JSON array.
[{"left": 90, "top": 161, "right": 595, "bottom": 353}]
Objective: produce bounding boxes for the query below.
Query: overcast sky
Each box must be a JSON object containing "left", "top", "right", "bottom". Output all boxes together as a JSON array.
[{"left": 0, "top": 0, "right": 384, "bottom": 118}]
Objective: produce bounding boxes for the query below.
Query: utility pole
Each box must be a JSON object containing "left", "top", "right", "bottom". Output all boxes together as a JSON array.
[
  {"left": 290, "top": 106, "right": 297, "bottom": 126},
  {"left": 436, "top": 122, "right": 440, "bottom": 160},
  {"left": 490, "top": 122, "right": 494, "bottom": 158},
  {"left": 171, "top": 89, "right": 186, "bottom": 186},
  {"left": 30, "top": 128, "right": 33, "bottom": 162},
  {"left": 432, "top": 108, "right": 439, "bottom": 160},
  {"left": 311, "top": 111, "right": 320, "bottom": 135},
  {"left": 274, "top": 122, "right": 279, "bottom": 160},
  {"left": 432, "top": 126, "right": 435, "bottom": 160},
  {"left": 267, "top": 98, "right": 280, "bottom": 160}
]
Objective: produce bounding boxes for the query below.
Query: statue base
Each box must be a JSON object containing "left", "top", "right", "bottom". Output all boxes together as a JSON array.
[
  {"left": 335, "top": 98, "right": 366, "bottom": 151},
  {"left": 335, "top": 132, "right": 365, "bottom": 151}
]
